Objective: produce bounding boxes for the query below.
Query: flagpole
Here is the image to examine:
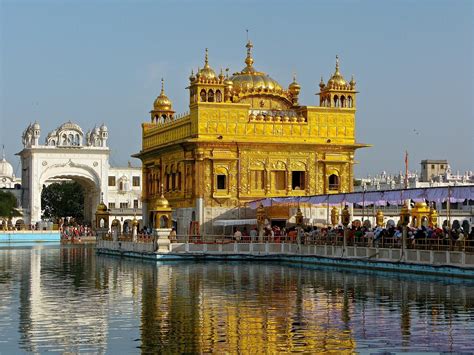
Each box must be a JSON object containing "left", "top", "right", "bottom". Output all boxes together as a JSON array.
[{"left": 404, "top": 151, "right": 408, "bottom": 189}]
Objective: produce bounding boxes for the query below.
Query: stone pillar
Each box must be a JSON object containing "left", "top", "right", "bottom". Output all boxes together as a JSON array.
[
  {"left": 132, "top": 224, "right": 138, "bottom": 242},
  {"left": 154, "top": 228, "right": 172, "bottom": 253}
]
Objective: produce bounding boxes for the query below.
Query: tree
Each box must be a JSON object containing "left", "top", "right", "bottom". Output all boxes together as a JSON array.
[
  {"left": 41, "top": 182, "right": 84, "bottom": 222},
  {"left": 0, "top": 190, "right": 22, "bottom": 218}
]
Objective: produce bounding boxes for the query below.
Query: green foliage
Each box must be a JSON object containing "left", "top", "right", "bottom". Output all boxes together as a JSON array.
[
  {"left": 0, "top": 190, "right": 22, "bottom": 218},
  {"left": 41, "top": 182, "right": 84, "bottom": 222}
]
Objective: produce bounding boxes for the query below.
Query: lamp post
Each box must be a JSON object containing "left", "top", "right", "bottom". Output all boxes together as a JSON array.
[
  {"left": 330, "top": 206, "right": 339, "bottom": 228},
  {"left": 256, "top": 203, "right": 266, "bottom": 243},
  {"left": 376, "top": 210, "right": 384, "bottom": 227},
  {"left": 428, "top": 204, "right": 438, "bottom": 228},
  {"left": 341, "top": 205, "right": 351, "bottom": 256},
  {"left": 400, "top": 203, "right": 410, "bottom": 261},
  {"left": 295, "top": 207, "right": 304, "bottom": 248}
]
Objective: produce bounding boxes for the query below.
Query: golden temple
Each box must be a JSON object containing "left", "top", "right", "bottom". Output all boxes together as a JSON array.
[{"left": 135, "top": 41, "right": 369, "bottom": 233}]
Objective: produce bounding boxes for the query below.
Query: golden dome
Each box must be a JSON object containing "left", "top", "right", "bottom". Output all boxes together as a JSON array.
[
  {"left": 326, "top": 55, "right": 348, "bottom": 88},
  {"left": 96, "top": 202, "right": 107, "bottom": 212},
  {"left": 288, "top": 74, "right": 301, "bottom": 96},
  {"left": 132, "top": 217, "right": 139, "bottom": 226},
  {"left": 150, "top": 192, "right": 170, "bottom": 210},
  {"left": 197, "top": 48, "right": 216, "bottom": 80},
  {"left": 414, "top": 201, "right": 428, "bottom": 209},
  {"left": 153, "top": 78, "right": 173, "bottom": 111},
  {"left": 319, "top": 76, "right": 325, "bottom": 89},
  {"left": 96, "top": 193, "right": 108, "bottom": 213},
  {"left": 229, "top": 41, "right": 283, "bottom": 93}
]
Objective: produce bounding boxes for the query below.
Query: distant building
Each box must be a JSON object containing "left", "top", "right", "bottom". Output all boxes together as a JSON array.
[
  {"left": 355, "top": 160, "right": 473, "bottom": 192},
  {"left": 420, "top": 159, "right": 448, "bottom": 182},
  {"left": 0, "top": 148, "right": 21, "bottom": 189}
]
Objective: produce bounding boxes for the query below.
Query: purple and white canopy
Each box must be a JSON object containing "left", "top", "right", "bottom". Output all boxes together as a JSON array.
[{"left": 247, "top": 185, "right": 474, "bottom": 209}]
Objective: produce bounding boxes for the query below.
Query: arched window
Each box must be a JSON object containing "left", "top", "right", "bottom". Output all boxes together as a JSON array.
[
  {"left": 154, "top": 115, "right": 159, "bottom": 123},
  {"left": 333, "top": 95, "right": 339, "bottom": 108},
  {"left": 208, "top": 89, "right": 215, "bottom": 102},
  {"left": 148, "top": 174, "right": 153, "bottom": 195},
  {"left": 216, "top": 90, "right": 222, "bottom": 102},
  {"left": 348, "top": 96, "right": 353, "bottom": 108},
  {"left": 177, "top": 171, "right": 182, "bottom": 190},
  {"left": 50, "top": 140, "right": 55, "bottom": 146},
  {"left": 62, "top": 134, "right": 67, "bottom": 145},
  {"left": 200, "top": 89, "right": 207, "bottom": 102},
  {"left": 328, "top": 174, "right": 339, "bottom": 191},
  {"left": 340, "top": 95, "right": 346, "bottom": 108}
]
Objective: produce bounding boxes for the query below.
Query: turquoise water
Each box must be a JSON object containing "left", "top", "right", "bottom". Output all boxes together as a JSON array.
[
  {"left": 0, "top": 245, "right": 473, "bottom": 353},
  {"left": 0, "top": 231, "right": 60, "bottom": 243}
]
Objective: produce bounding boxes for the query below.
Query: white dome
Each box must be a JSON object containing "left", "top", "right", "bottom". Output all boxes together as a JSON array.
[{"left": 0, "top": 158, "right": 14, "bottom": 178}]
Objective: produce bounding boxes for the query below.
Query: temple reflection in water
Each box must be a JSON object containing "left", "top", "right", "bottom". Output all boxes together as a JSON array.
[{"left": 1, "top": 246, "right": 473, "bottom": 353}]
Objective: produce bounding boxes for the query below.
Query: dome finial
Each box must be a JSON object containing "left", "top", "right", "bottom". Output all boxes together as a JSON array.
[
  {"left": 160, "top": 78, "right": 165, "bottom": 94},
  {"left": 1, "top": 144, "right": 5, "bottom": 161},
  {"left": 204, "top": 48, "right": 209, "bottom": 68},
  {"left": 245, "top": 38, "right": 254, "bottom": 68},
  {"left": 335, "top": 55, "right": 340, "bottom": 73}
]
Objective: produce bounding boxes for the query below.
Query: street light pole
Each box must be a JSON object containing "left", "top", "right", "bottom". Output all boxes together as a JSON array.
[
  {"left": 400, "top": 202, "right": 410, "bottom": 262},
  {"left": 341, "top": 205, "right": 351, "bottom": 257}
]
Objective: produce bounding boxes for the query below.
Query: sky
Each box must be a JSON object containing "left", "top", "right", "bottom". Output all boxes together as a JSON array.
[{"left": 1, "top": 0, "right": 473, "bottom": 178}]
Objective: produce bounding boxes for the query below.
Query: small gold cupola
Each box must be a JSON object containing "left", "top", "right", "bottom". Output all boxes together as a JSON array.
[
  {"left": 288, "top": 73, "right": 301, "bottom": 106},
  {"left": 151, "top": 78, "right": 175, "bottom": 123},
  {"left": 188, "top": 48, "right": 225, "bottom": 105},
  {"left": 318, "top": 55, "right": 357, "bottom": 109}
]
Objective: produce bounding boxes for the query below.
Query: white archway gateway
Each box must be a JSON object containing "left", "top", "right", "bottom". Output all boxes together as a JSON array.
[{"left": 18, "top": 121, "right": 110, "bottom": 225}]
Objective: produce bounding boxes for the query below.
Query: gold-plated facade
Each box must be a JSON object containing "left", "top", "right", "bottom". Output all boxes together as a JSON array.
[{"left": 135, "top": 42, "right": 369, "bottom": 231}]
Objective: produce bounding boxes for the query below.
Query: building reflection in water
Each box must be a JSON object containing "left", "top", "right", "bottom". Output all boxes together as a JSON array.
[
  {"left": 136, "top": 261, "right": 474, "bottom": 353},
  {"left": 14, "top": 246, "right": 110, "bottom": 353},
  {"left": 0, "top": 246, "right": 473, "bottom": 353},
  {"left": 139, "top": 262, "right": 356, "bottom": 353}
]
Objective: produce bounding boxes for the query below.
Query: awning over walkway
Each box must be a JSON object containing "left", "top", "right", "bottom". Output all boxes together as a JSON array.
[
  {"left": 214, "top": 219, "right": 257, "bottom": 227},
  {"left": 247, "top": 185, "right": 474, "bottom": 209}
]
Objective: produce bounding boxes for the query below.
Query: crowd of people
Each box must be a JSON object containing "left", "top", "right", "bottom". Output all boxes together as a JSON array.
[
  {"left": 60, "top": 224, "right": 94, "bottom": 241},
  {"left": 230, "top": 222, "right": 474, "bottom": 251}
]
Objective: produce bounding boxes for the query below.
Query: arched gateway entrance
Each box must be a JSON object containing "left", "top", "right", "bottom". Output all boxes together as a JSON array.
[{"left": 18, "top": 121, "right": 110, "bottom": 225}]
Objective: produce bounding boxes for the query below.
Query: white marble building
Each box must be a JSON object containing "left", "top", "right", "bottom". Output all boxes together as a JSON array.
[
  {"left": 0, "top": 148, "right": 21, "bottom": 189},
  {"left": 355, "top": 163, "right": 474, "bottom": 193},
  {"left": 11, "top": 121, "right": 142, "bottom": 229}
]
